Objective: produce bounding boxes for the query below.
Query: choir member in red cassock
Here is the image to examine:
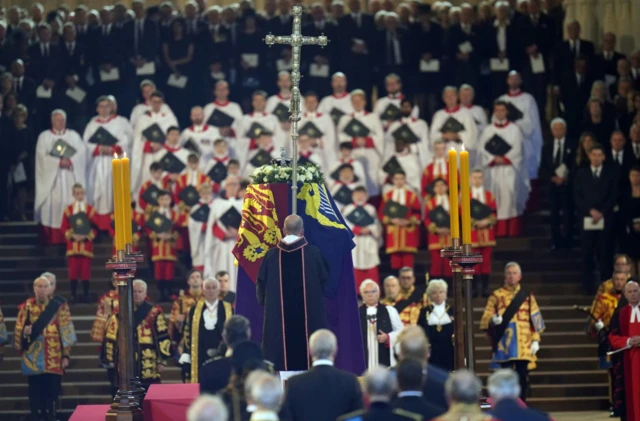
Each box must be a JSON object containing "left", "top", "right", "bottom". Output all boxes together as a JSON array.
[
  {"left": 137, "top": 163, "right": 170, "bottom": 213},
  {"left": 60, "top": 184, "right": 97, "bottom": 302},
  {"left": 609, "top": 280, "right": 640, "bottom": 421},
  {"left": 144, "top": 190, "right": 181, "bottom": 301},
  {"left": 379, "top": 171, "right": 422, "bottom": 269},
  {"left": 421, "top": 140, "right": 449, "bottom": 200},
  {"left": 424, "top": 179, "right": 453, "bottom": 281},
  {"left": 469, "top": 169, "right": 497, "bottom": 298}
]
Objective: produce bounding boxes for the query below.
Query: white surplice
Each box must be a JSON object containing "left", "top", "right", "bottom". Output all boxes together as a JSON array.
[
  {"left": 242, "top": 148, "right": 280, "bottom": 180},
  {"left": 318, "top": 92, "right": 354, "bottom": 122},
  {"left": 326, "top": 158, "right": 367, "bottom": 191},
  {"left": 130, "top": 102, "right": 175, "bottom": 129},
  {"left": 188, "top": 199, "right": 214, "bottom": 269},
  {"left": 202, "top": 99, "right": 244, "bottom": 150},
  {"left": 203, "top": 197, "right": 243, "bottom": 290},
  {"left": 337, "top": 111, "right": 384, "bottom": 196},
  {"left": 363, "top": 305, "right": 403, "bottom": 369},
  {"left": 341, "top": 202, "right": 382, "bottom": 269},
  {"left": 236, "top": 112, "right": 285, "bottom": 167},
  {"left": 266, "top": 93, "right": 307, "bottom": 116},
  {"left": 298, "top": 111, "right": 337, "bottom": 171},
  {"left": 34, "top": 129, "right": 87, "bottom": 228},
  {"left": 384, "top": 117, "right": 431, "bottom": 168},
  {"left": 179, "top": 124, "right": 221, "bottom": 166},
  {"left": 498, "top": 90, "right": 543, "bottom": 180},
  {"left": 330, "top": 180, "right": 365, "bottom": 213},
  {"left": 378, "top": 151, "right": 422, "bottom": 196},
  {"left": 373, "top": 94, "right": 420, "bottom": 129},
  {"left": 429, "top": 106, "right": 479, "bottom": 158},
  {"left": 478, "top": 122, "right": 530, "bottom": 220},
  {"left": 465, "top": 104, "right": 488, "bottom": 135},
  {"left": 83, "top": 115, "right": 133, "bottom": 216}
]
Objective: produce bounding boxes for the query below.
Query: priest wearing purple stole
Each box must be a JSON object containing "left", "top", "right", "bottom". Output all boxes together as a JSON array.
[{"left": 257, "top": 214, "right": 330, "bottom": 371}]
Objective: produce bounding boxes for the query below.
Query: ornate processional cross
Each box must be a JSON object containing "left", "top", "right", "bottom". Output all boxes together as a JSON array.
[{"left": 264, "top": 5, "right": 329, "bottom": 215}]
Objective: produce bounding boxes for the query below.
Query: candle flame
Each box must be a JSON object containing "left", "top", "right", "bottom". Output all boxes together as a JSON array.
[
  {"left": 461, "top": 144, "right": 466, "bottom": 152},
  {"left": 113, "top": 152, "right": 118, "bottom": 159},
  {"left": 123, "top": 152, "right": 127, "bottom": 159}
]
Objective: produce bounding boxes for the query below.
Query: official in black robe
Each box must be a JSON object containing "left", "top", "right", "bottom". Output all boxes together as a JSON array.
[
  {"left": 417, "top": 303, "right": 455, "bottom": 371},
  {"left": 257, "top": 215, "right": 329, "bottom": 371}
]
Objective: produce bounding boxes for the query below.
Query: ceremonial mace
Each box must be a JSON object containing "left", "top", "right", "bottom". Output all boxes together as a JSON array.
[
  {"left": 442, "top": 148, "right": 481, "bottom": 371},
  {"left": 106, "top": 156, "right": 144, "bottom": 421},
  {"left": 264, "top": 5, "right": 328, "bottom": 215}
]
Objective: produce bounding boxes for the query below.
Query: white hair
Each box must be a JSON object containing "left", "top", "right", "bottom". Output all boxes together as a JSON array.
[
  {"left": 332, "top": 71, "right": 346, "bottom": 80},
  {"left": 443, "top": 85, "right": 458, "bottom": 95},
  {"left": 383, "top": 275, "right": 398, "bottom": 286},
  {"left": 51, "top": 109, "right": 67, "bottom": 119},
  {"left": 375, "top": 10, "right": 388, "bottom": 20},
  {"left": 550, "top": 117, "right": 566, "bottom": 128},
  {"left": 249, "top": 373, "right": 283, "bottom": 411},
  {"left": 359, "top": 279, "right": 380, "bottom": 295},
  {"left": 459, "top": 83, "right": 474, "bottom": 93},
  {"left": 350, "top": 89, "right": 366, "bottom": 98},
  {"left": 365, "top": 366, "right": 396, "bottom": 397},
  {"left": 494, "top": 1, "right": 510, "bottom": 8},
  {"left": 426, "top": 279, "right": 448, "bottom": 297},
  {"left": 140, "top": 79, "right": 156, "bottom": 89},
  {"left": 33, "top": 276, "right": 51, "bottom": 287},
  {"left": 504, "top": 262, "right": 521, "bottom": 274},
  {"left": 488, "top": 369, "right": 521, "bottom": 401},
  {"left": 40, "top": 272, "right": 56, "bottom": 282},
  {"left": 133, "top": 279, "right": 148, "bottom": 291},
  {"left": 445, "top": 370, "right": 482, "bottom": 404},
  {"left": 385, "top": 73, "right": 401, "bottom": 83},
  {"left": 187, "top": 395, "right": 228, "bottom": 421},
  {"left": 309, "top": 329, "right": 337, "bottom": 360},
  {"left": 448, "top": 6, "right": 461, "bottom": 16},
  {"left": 203, "top": 277, "right": 220, "bottom": 289}
]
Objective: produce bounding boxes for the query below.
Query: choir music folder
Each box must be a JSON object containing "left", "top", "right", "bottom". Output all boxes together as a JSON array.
[
  {"left": 178, "top": 185, "right": 200, "bottom": 207},
  {"left": 142, "top": 124, "right": 166, "bottom": 144},
  {"left": 190, "top": 204, "right": 210, "bottom": 223},
  {"left": 68, "top": 212, "right": 92, "bottom": 236},
  {"left": 382, "top": 156, "right": 403, "bottom": 175},
  {"left": 272, "top": 103, "right": 290, "bottom": 123},
  {"left": 343, "top": 119, "right": 370, "bottom": 138},
  {"left": 49, "top": 139, "right": 77, "bottom": 159},
  {"left": 439, "top": 116, "right": 465, "bottom": 133},
  {"left": 332, "top": 185, "right": 353, "bottom": 205},
  {"left": 220, "top": 207, "right": 242, "bottom": 228},
  {"left": 330, "top": 108, "right": 345, "bottom": 125},
  {"left": 89, "top": 127, "right": 118, "bottom": 146},
  {"left": 183, "top": 139, "right": 201, "bottom": 155},
  {"left": 249, "top": 149, "right": 272, "bottom": 168},
  {"left": 382, "top": 200, "right": 409, "bottom": 219},
  {"left": 299, "top": 121, "right": 324, "bottom": 138},
  {"left": 470, "top": 199, "right": 493, "bottom": 220},
  {"left": 391, "top": 124, "right": 419, "bottom": 144},
  {"left": 346, "top": 206, "right": 375, "bottom": 227},
  {"left": 145, "top": 212, "right": 173, "bottom": 233},
  {"left": 160, "top": 152, "right": 187, "bottom": 174},
  {"left": 207, "top": 161, "right": 228, "bottom": 184},
  {"left": 142, "top": 184, "right": 161, "bottom": 207},
  {"left": 245, "top": 122, "right": 270, "bottom": 139},
  {"left": 429, "top": 205, "right": 450, "bottom": 228},
  {"left": 484, "top": 134, "right": 512, "bottom": 156},
  {"left": 207, "top": 108, "right": 235, "bottom": 128},
  {"left": 381, "top": 103, "right": 401, "bottom": 121}
]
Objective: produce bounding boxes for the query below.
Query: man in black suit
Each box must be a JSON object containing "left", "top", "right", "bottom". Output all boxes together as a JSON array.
[
  {"left": 73, "top": 5, "right": 92, "bottom": 45},
  {"left": 184, "top": 1, "right": 204, "bottom": 39},
  {"left": 284, "top": 329, "right": 363, "bottom": 421},
  {"left": 198, "top": 315, "right": 251, "bottom": 395},
  {"left": 301, "top": 4, "right": 337, "bottom": 98},
  {"left": 59, "top": 23, "right": 89, "bottom": 128},
  {"left": 339, "top": 0, "right": 376, "bottom": 101},
  {"left": 376, "top": 12, "right": 411, "bottom": 96},
  {"left": 216, "top": 271, "right": 236, "bottom": 305},
  {"left": 338, "top": 366, "right": 419, "bottom": 421},
  {"left": 445, "top": 4, "right": 480, "bottom": 91},
  {"left": 0, "top": 21, "right": 15, "bottom": 74},
  {"left": 541, "top": 118, "right": 575, "bottom": 250},
  {"left": 90, "top": 7, "right": 124, "bottom": 99},
  {"left": 609, "top": 130, "right": 634, "bottom": 193},
  {"left": 554, "top": 20, "right": 595, "bottom": 86},
  {"left": 411, "top": 4, "right": 443, "bottom": 121},
  {"left": 488, "top": 369, "right": 550, "bottom": 421},
  {"left": 573, "top": 143, "right": 619, "bottom": 294},
  {"left": 485, "top": 2, "right": 523, "bottom": 101},
  {"left": 26, "top": 23, "right": 60, "bottom": 132},
  {"left": 594, "top": 32, "right": 626, "bottom": 83},
  {"left": 392, "top": 359, "right": 443, "bottom": 420},
  {"left": 10, "top": 59, "right": 37, "bottom": 117},
  {"left": 558, "top": 56, "right": 593, "bottom": 134}
]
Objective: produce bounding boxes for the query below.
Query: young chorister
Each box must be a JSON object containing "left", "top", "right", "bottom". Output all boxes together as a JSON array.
[
  {"left": 379, "top": 171, "right": 422, "bottom": 269},
  {"left": 295, "top": 135, "right": 324, "bottom": 169},
  {"left": 241, "top": 130, "right": 280, "bottom": 179},
  {"left": 299, "top": 92, "right": 337, "bottom": 171},
  {"left": 202, "top": 139, "right": 231, "bottom": 195},
  {"left": 327, "top": 142, "right": 367, "bottom": 188},
  {"left": 144, "top": 190, "right": 180, "bottom": 301},
  {"left": 137, "top": 162, "right": 169, "bottom": 213},
  {"left": 424, "top": 178, "right": 453, "bottom": 282},
  {"left": 378, "top": 137, "right": 422, "bottom": 196},
  {"left": 61, "top": 183, "right": 97, "bottom": 302},
  {"left": 342, "top": 187, "right": 382, "bottom": 290},
  {"left": 188, "top": 183, "right": 214, "bottom": 273},
  {"left": 469, "top": 169, "right": 497, "bottom": 297},
  {"left": 161, "top": 127, "right": 190, "bottom": 184},
  {"left": 384, "top": 99, "right": 430, "bottom": 168},
  {"left": 330, "top": 163, "right": 364, "bottom": 212},
  {"left": 420, "top": 140, "right": 449, "bottom": 200}
]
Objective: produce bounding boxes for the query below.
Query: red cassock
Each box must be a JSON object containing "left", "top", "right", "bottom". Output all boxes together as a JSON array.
[
  {"left": 173, "top": 172, "right": 211, "bottom": 252},
  {"left": 423, "top": 197, "right": 452, "bottom": 277},
  {"left": 137, "top": 178, "right": 170, "bottom": 213},
  {"left": 470, "top": 190, "right": 497, "bottom": 276},
  {"left": 609, "top": 305, "right": 640, "bottom": 421},
  {"left": 379, "top": 188, "right": 421, "bottom": 269},
  {"left": 61, "top": 205, "right": 97, "bottom": 281},
  {"left": 144, "top": 208, "right": 183, "bottom": 281},
  {"left": 420, "top": 162, "right": 449, "bottom": 199}
]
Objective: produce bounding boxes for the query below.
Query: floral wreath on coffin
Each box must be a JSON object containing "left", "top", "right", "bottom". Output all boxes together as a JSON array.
[{"left": 249, "top": 155, "right": 325, "bottom": 184}]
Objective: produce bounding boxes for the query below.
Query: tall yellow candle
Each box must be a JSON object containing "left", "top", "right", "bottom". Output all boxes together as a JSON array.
[
  {"left": 112, "top": 156, "right": 125, "bottom": 252},
  {"left": 121, "top": 154, "right": 133, "bottom": 245},
  {"left": 448, "top": 149, "right": 460, "bottom": 239},
  {"left": 460, "top": 148, "right": 471, "bottom": 245}
]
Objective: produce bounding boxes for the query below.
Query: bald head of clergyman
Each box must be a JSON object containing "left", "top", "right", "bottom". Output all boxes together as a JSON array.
[{"left": 284, "top": 215, "right": 304, "bottom": 237}]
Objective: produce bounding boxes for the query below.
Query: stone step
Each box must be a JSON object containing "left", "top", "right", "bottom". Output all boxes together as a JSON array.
[
  {"left": 0, "top": 233, "right": 39, "bottom": 246},
  {"left": 0, "top": 222, "right": 38, "bottom": 235}
]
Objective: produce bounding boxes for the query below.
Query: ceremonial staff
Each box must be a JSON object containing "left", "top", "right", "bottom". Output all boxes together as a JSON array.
[{"left": 264, "top": 5, "right": 328, "bottom": 215}]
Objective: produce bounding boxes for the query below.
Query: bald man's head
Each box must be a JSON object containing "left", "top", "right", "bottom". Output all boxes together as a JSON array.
[{"left": 284, "top": 215, "right": 304, "bottom": 236}]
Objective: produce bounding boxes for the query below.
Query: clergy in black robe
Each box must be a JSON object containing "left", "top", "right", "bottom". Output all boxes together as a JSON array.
[
  {"left": 179, "top": 278, "right": 233, "bottom": 383},
  {"left": 257, "top": 215, "right": 330, "bottom": 371}
]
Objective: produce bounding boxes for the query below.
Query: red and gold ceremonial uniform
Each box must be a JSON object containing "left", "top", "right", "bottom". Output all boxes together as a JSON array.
[
  {"left": 91, "top": 290, "right": 119, "bottom": 343},
  {"left": 137, "top": 177, "right": 170, "bottom": 213},
  {"left": 420, "top": 159, "right": 449, "bottom": 199},
  {"left": 145, "top": 207, "right": 181, "bottom": 282},
  {"left": 379, "top": 187, "right": 422, "bottom": 269},
  {"left": 169, "top": 289, "right": 202, "bottom": 352},
  {"left": 470, "top": 189, "right": 497, "bottom": 276},
  {"left": 380, "top": 285, "right": 425, "bottom": 326},
  {"left": 424, "top": 196, "right": 453, "bottom": 278},
  {"left": 61, "top": 204, "right": 97, "bottom": 282}
]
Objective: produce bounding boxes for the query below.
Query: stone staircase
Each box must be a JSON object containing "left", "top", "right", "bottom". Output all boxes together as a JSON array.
[{"left": 0, "top": 209, "right": 608, "bottom": 420}]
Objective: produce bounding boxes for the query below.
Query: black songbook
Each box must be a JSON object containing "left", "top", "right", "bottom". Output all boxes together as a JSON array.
[
  {"left": 381, "top": 103, "right": 401, "bottom": 121},
  {"left": 142, "top": 123, "right": 166, "bottom": 144},
  {"left": 484, "top": 134, "right": 512, "bottom": 156},
  {"left": 220, "top": 206, "right": 242, "bottom": 228},
  {"left": 429, "top": 205, "right": 450, "bottom": 228},
  {"left": 49, "top": 138, "right": 77, "bottom": 159},
  {"left": 68, "top": 212, "right": 91, "bottom": 235},
  {"left": 89, "top": 127, "right": 118, "bottom": 146},
  {"left": 145, "top": 211, "right": 173, "bottom": 233},
  {"left": 250, "top": 149, "right": 272, "bottom": 168},
  {"left": 471, "top": 199, "right": 493, "bottom": 220},
  {"left": 439, "top": 116, "right": 465, "bottom": 133},
  {"left": 190, "top": 204, "right": 210, "bottom": 223},
  {"left": 391, "top": 124, "right": 419, "bottom": 144},
  {"left": 207, "top": 161, "right": 228, "bottom": 184},
  {"left": 183, "top": 139, "right": 201, "bottom": 155},
  {"left": 272, "top": 103, "right": 290, "bottom": 123},
  {"left": 142, "top": 184, "right": 161, "bottom": 207},
  {"left": 178, "top": 185, "right": 200, "bottom": 207},
  {"left": 207, "top": 108, "right": 235, "bottom": 128},
  {"left": 330, "top": 107, "right": 345, "bottom": 125},
  {"left": 245, "top": 122, "right": 270, "bottom": 139},
  {"left": 343, "top": 119, "right": 370, "bottom": 138},
  {"left": 160, "top": 152, "right": 186, "bottom": 174},
  {"left": 333, "top": 185, "right": 353, "bottom": 205},
  {"left": 299, "top": 121, "right": 324, "bottom": 138},
  {"left": 382, "top": 200, "right": 409, "bottom": 219},
  {"left": 297, "top": 155, "right": 312, "bottom": 166},
  {"left": 506, "top": 102, "right": 524, "bottom": 122},
  {"left": 382, "top": 156, "right": 403, "bottom": 175},
  {"left": 346, "top": 206, "right": 375, "bottom": 227}
]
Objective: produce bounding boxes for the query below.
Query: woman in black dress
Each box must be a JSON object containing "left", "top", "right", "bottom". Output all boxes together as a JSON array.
[
  {"left": 417, "top": 279, "right": 454, "bottom": 371},
  {"left": 9, "top": 105, "right": 36, "bottom": 220},
  {"left": 581, "top": 99, "right": 615, "bottom": 154},
  {"left": 162, "top": 17, "right": 195, "bottom": 127},
  {"left": 620, "top": 166, "right": 640, "bottom": 277}
]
